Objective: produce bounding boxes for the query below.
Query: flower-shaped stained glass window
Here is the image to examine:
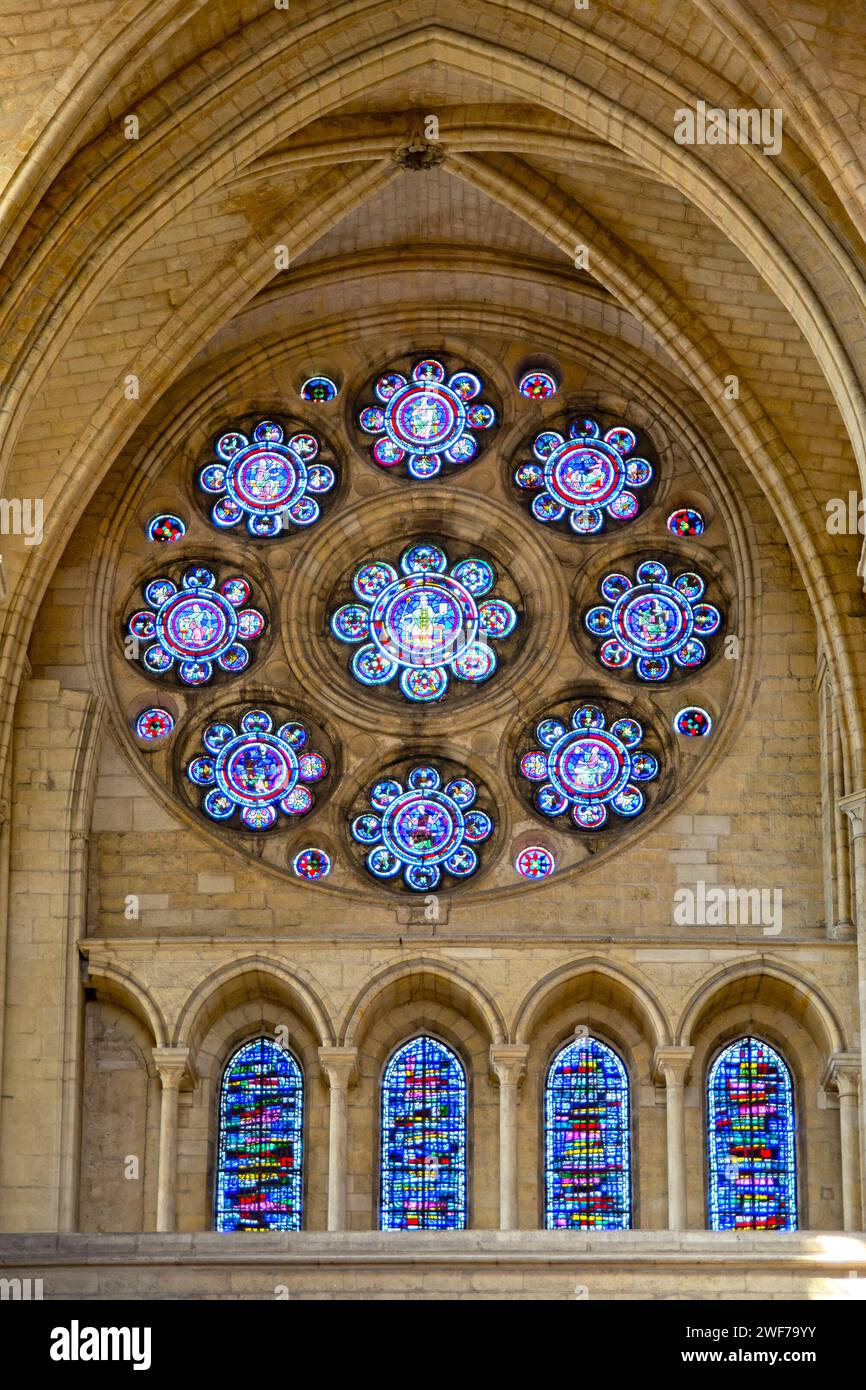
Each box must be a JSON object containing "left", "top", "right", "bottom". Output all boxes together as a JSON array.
[
  {"left": 186, "top": 708, "right": 327, "bottom": 830},
  {"left": 357, "top": 356, "right": 497, "bottom": 479},
  {"left": 126, "top": 565, "right": 266, "bottom": 685},
  {"left": 330, "top": 542, "right": 518, "bottom": 702},
  {"left": 519, "top": 703, "right": 659, "bottom": 830},
  {"left": 584, "top": 561, "right": 722, "bottom": 681},
  {"left": 351, "top": 764, "right": 493, "bottom": 891},
  {"left": 198, "top": 419, "right": 335, "bottom": 536},
  {"left": 514, "top": 415, "right": 653, "bottom": 534}
]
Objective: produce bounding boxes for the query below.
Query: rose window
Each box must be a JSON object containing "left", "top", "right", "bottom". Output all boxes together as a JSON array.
[
  {"left": 357, "top": 356, "right": 497, "bottom": 479},
  {"left": 514, "top": 415, "right": 653, "bottom": 534},
  {"left": 350, "top": 764, "right": 493, "bottom": 890},
  {"left": 519, "top": 703, "right": 659, "bottom": 829},
  {"left": 198, "top": 418, "right": 335, "bottom": 536},
  {"left": 185, "top": 708, "right": 327, "bottom": 831},
  {"left": 125, "top": 565, "right": 265, "bottom": 685},
  {"left": 330, "top": 542, "right": 518, "bottom": 702},
  {"left": 584, "top": 561, "right": 722, "bottom": 680}
]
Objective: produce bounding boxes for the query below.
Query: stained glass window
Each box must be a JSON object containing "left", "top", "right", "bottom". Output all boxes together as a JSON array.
[
  {"left": 518, "top": 370, "right": 557, "bottom": 399},
  {"left": 515, "top": 844, "right": 556, "bottom": 879},
  {"left": 545, "top": 1035, "right": 631, "bottom": 1229},
  {"left": 126, "top": 566, "right": 266, "bottom": 685},
  {"left": 146, "top": 513, "right": 185, "bottom": 543},
  {"left": 198, "top": 418, "right": 335, "bottom": 536},
  {"left": 675, "top": 706, "right": 713, "bottom": 737},
  {"left": 584, "top": 562, "right": 721, "bottom": 681},
  {"left": 134, "top": 707, "right": 174, "bottom": 741},
  {"left": 351, "top": 764, "right": 492, "bottom": 890},
  {"left": 186, "top": 707, "right": 327, "bottom": 830},
  {"left": 514, "top": 414, "right": 653, "bottom": 534},
  {"left": 331, "top": 542, "right": 517, "bottom": 701},
  {"left": 668, "top": 507, "right": 705, "bottom": 536},
  {"left": 381, "top": 1035, "right": 467, "bottom": 1230},
  {"left": 707, "top": 1036, "right": 798, "bottom": 1231},
  {"left": 357, "top": 356, "right": 497, "bottom": 479},
  {"left": 300, "top": 376, "right": 338, "bottom": 402},
  {"left": 215, "top": 1037, "right": 304, "bottom": 1232},
  {"left": 518, "top": 702, "right": 658, "bottom": 830}
]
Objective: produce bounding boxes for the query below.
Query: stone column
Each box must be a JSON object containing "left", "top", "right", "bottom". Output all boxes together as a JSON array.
[
  {"left": 839, "top": 790, "right": 866, "bottom": 1219},
  {"left": 654, "top": 1047, "right": 694, "bottom": 1230},
  {"left": 823, "top": 1052, "right": 862, "bottom": 1231},
  {"left": 831, "top": 713, "right": 855, "bottom": 936},
  {"left": 490, "top": 1044, "right": 530, "bottom": 1230},
  {"left": 152, "top": 1047, "right": 190, "bottom": 1233},
  {"left": 318, "top": 1047, "right": 359, "bottom": 1232}
]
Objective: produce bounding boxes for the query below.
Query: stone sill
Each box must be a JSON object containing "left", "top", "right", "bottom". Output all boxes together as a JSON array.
[{"left": 2, "top": 1230, "right": 865, "bottom": 1269}]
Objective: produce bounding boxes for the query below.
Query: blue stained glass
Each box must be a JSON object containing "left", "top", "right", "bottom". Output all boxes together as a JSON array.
[
  {"left": 126, "top": 567, "right": 265, "bottom": 685},
  {"left": 200, "top": 418, "right": 335, "bottom": 535},
  {"left": 185, "top": 709, "right": 326, "bottom": 829},
  {"left": 215, "top": 1037, "right": 303, "bottom": 1232},
  {"left": 352, "top": 764, "right": 492, "bottom": 890},
  {"left": 381, "top": 1036, "right": 467, "bottom": 1230},
  {"left": 300, "top": 375, "right": 338, "bottom": 402},
  {"left": 332, "top": 543, "right": 517, "bottom": 702},
  {"left": 545, "top": 1035, "right": 631, "bottom": 1229},
  {"left": 588, "top": 563, "right": 722, "bottom": 681},
  {"left": 515, "top": 414, "right": 652, "bottom": 534},
  {"left": 520, "top": 703, "right": 659, "bottom": 830},
  {"left": 359, "top": 356, "right": 497, "bottom": 478},
  {"left": 707, "top": 1036, "right": 797, "bottom": 1231}
]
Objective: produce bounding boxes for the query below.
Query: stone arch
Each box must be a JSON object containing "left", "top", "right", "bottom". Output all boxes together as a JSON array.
[
  {"left": 83, "top": 962, "right": 168, "bottom": 1048},
  {"left": 340, "top": 957, "right": 507, "bottom": 1050},
  {"left": 677, "top": 957, "right": 848, "bottom": 1233},
  {"left": 675, "top": 957, "right": 847, "bottom": 1059},
  {"left": 174, "top": 955, "right": 336, "bottom": 1064},
  {"left": 513, "top": 956, "right": 672, "bottom": 1050}
]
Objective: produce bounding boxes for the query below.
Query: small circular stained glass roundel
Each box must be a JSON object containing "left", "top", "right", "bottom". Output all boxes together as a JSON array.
[
  {"left": 518, "top": 371, "right": 557, "bottom": 399},
  {"left": 292, "top": 847, "right": 332, "bottom": 879},
  {"left": 674, "top": 706, "right": 713, "bottom": 737},
  {"left": 667, "top": 508, "right": 705, "bottom": 537},
  {"left": 300, "top": 376, "right": 338, "bottom": 402},
  {"left": 147, "top": 514, "right": 185, "bottom": 544},
  {"left": 515, "top": 845, "right": 556, "bottom": 880},
  {"left": 135, "top": 707, "right": 174, "bottom": 740}
]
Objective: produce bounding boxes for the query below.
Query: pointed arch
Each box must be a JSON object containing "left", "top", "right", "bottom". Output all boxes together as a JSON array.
[
  {"left": 174, "top": 954, "right": 335, "bottom": 1059},
  {"left": 514, "top": 956, "right": 671, "bottom": 1050},
  {"left": 340, "top": 956, "right": 507, "bottom": 1048}
]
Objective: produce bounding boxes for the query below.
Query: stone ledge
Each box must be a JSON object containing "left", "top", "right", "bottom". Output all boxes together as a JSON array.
[{"left": 2, "top": 1232, "right": 864, "bottom": 1299}]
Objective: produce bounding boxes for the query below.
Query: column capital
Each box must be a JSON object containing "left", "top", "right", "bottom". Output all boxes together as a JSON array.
[
  {"left": 822, "top": 1051, "right": 861, "bottom": 1097},
  {"left": 318, "top": 1046, "right": 359, "bottom": 1089},
  {"left": 489, "top": 1044, "right": 530, "bottom": 1087},
  {"left": 839, "top": 790, "right": 866, "bottom": 836},
  {"left": 152, "top": 1046, "right": 193, "bottom": 1089},
  {"left": 653, "top": 1046, "right": 694, "bottom": 1086}
]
